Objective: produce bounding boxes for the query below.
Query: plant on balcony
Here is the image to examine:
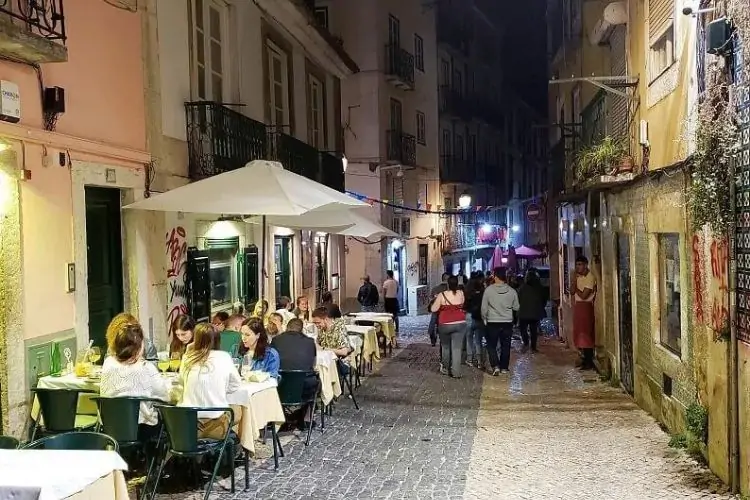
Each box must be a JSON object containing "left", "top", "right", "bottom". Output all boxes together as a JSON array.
[
  {"left": 688, "top": 0, "right": 748, "bottom": 233},
  {"left": 574, "top": 136, "right": 632, "bottom": 184}
]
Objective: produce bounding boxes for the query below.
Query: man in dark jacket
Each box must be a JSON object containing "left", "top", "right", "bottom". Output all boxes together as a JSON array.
[
  {"left": 357, "top": 275, "right": 379, "bottom": 312},
  {"left": 428, "top": 273, "right": 450, "bottom": 347}
]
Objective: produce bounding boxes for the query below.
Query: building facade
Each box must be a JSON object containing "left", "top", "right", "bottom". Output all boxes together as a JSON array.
[
  {"left": 437, "top": 0, "right": 548, "bottom": 277},
  {"left": 0, "top": 0, "right": 149, "bottom": 435},
  {"left": 319, "top": 0, "right": 442, "bottom": 314},
  {"left": 548, "top": 0, "right": 750, "bottom": 492},
  {"left": 141, "top": 0, "right": 356, "bottom": 342}
]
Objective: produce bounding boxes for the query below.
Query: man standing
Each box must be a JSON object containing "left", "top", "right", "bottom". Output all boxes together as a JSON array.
[
  {"left": 481, "top": 267, "right": 519, "bottom": 376},
  {"left": 428, "top": 273, "right": 450, "bottom": 347},
  {"left": 573, "top": 255, "right": 597, "bottom": 370},
  {"left": 382, "top": 270, "right": 400, "bottom": 333},
  {"left": 357, "top": 275, "right": 379, "bottom": 312}
]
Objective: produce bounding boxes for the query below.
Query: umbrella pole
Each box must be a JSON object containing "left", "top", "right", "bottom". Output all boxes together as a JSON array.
[{"left": 261, "top": 215, "right": 267, "bottom": 302}]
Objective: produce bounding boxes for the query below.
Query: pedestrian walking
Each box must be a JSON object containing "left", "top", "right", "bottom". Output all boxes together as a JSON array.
[
  {"left": 518, "top": 269, "right": 545, "bottom": 353},
  {"left": 481, "top": 267, "right": 519, "bottom": 376},
  {"left": 430, "top": 275, "right": 467, "bottom": 378},
  {"left": 357, "top": 275, "right": 380, "bottom": 312},
  {"left": 382, "top": 270, "right": 400, "bottom": 333},
  {"left": 464, "top": 272, "right": 485, "bottom": 367},
  {"left": 428, "top": 273, "right": 450, "bottom": 347},
  {"left": 573, "top": 256, "right": 597, "bottom": 370}
]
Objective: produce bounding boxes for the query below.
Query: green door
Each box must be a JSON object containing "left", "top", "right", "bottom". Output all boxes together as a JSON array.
[
  {"left": 85, "top": 187, "right": 124, "bottom": 349},
  {"left": 274, "top": 236, "right": 291, "bottom": 301}
]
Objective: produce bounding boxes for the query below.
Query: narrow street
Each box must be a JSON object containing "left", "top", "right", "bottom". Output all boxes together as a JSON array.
[{"left": 157, "top": 315, "right": 732, "bottom": 500}]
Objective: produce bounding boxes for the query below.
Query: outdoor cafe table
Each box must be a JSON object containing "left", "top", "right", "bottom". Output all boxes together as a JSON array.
[
  {"left": 33, "top": 372, "right": 285, "bottom": 456},
  {"left": 316, "top": 349, "right": 342, "bottom": 405},
  {"left": 346, "top": 324, "right": 379, "bottom": 362},
  {"left": 346, "top": 313, "right": 397, "bottom": 345},
  {"left": 0, "top": 449, "right": 128, "bottom": 499}
]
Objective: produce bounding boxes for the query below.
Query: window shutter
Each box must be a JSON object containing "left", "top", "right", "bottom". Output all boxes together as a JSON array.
[
  {"left": 608, "top": 26, "right": 629, "bottom": 140},
  {"left": 392, "top": 176, "right": 404, "bottom": 214},
  {"left": 649, "top": 0, "right": 673, "bottom": 42}
]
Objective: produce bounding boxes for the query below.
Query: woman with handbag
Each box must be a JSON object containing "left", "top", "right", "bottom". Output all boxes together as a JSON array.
[{"left": 430, "top": 275, "right": 467, "bottom": 378}]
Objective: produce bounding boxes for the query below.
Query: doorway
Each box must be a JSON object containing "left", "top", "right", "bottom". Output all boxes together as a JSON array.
[
  {"left": 85, "top": 187, "right": 124, "bottom": 349},
  {"left": 274, "top": 236, "right": 292, "bottom": 300},
  {"left": 616, "top": 233, "right": 634, "bottom": 395},
  {"left": 391, "top": 244, "right": 407, "bottom": 313},
  {"left": 315, "top": 234, "right": 328, "bottom": 305}
]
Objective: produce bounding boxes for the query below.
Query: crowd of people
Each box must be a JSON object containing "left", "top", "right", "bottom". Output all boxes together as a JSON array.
[{"left": 428, "top": 267, "right": 548, "bottom": 378}]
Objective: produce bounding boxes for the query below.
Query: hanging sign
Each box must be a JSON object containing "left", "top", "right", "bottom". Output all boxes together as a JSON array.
[{"left": 527, "top": 203, "right": 543, "bottom": 222}]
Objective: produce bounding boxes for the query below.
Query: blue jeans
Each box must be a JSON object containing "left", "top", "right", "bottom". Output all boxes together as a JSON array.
[{"left": 466, "top": 316, "right": 484, "bottom": 362}]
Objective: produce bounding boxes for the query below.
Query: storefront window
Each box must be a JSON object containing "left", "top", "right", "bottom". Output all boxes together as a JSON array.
[
  {"left": 207, "top": 238, "right": 239, "bottom": 309},
  {"left": 658, "top": 233, "right": 681, "bottom": 355}
]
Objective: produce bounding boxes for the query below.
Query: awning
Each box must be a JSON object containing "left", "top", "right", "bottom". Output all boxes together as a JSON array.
[{"left": 246, "top": 208, "right": 396, "bottom": 238}]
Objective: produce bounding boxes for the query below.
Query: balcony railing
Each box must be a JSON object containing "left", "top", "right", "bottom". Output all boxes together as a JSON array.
[
  {"left": 0, "top": 0, "right": 67, "bottom": 63},
  {"left": 442, "top": 224, "right": 505, "bottom": 253},
  {"left": 384, "top": 43, "right": 415, "bottom": 90},
  {"left": 440, "top": 155, "right": 472, "bottom": 184},
  {"left": 185, "top": 101, "right": 344, "bottom": 191},
  {"left": 386, "top": 130, "right": 417, "bottom": 167}
]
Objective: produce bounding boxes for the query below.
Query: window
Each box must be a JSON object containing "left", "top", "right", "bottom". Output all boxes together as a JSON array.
[
  {"left": 389, "top": 98, "right": 403, "bottom": 131},
  {"left": 440, "top": 59, "right": 450, "bottom": 86},
  {"left": 314, "top": 7, "right": 328, "bottom": 29},
  {"left": 416, "top": 111, "right": 426, "bottom": 145},
  {"left": 388, "top": 14, "right": 400, "bottom": 46},
  {"left": 441, "top": 129, "right": 451, "bottom": 156},
  {"left": 648, "top": 0, "right": 675, "bottom": 80},
  {"left": 308, "top": 74, "right": 325, "bottom": 148},
  {"left": 649, "top": 26, "right": 675, "bottom": 81},
  {"left": 414, "top": 34, "right": 424, "bottom": 71},
  {"left": 191, "top": 0, "right": 228, "bottom": 101},
  {"left": 267, "top": 41, "right": 290, "bottom": 129},
  {"left": 455, "top": 134, "right": 465, "bottom": 160},
  {"left": 658, "top": 233, "right": 681, "bottom": 354},
  {"left": 206, "top": 237, "right": 240, "bottom": 309}
]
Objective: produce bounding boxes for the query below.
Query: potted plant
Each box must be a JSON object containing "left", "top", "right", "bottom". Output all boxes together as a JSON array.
[{"left": 575, "top": 136, "right": 632, "bottom": 184}]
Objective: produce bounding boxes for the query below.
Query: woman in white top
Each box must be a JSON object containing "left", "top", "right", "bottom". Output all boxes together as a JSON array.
[
  {"left": 180, "top": 322, "right": 241, "bottom": 440},
  {"left": 100, "top": 320, "right": 170, "bottom": 434},
  {"left": 429, "top": 275, "right": 467, "bottom": 378}
]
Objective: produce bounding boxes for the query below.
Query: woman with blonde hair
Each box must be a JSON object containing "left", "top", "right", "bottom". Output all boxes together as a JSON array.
[
  {"left": 179, "top": 323, "right": 241, "bottom": 439},
  {"left": 106, "top": 313, "right": 139, "bottom": 356}
]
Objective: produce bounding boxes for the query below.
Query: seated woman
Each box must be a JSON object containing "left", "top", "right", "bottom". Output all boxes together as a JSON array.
[
  {"left": 211, "top": 311, "right": 230, "bottom": 332},
  {"left": 240, "top": 317, "right": 280, "bottom": 380},
  {"left": 105, "top": 312, "right": 139, "bottom": 357},
  {"left": 100, "top": 319, "right": 169, "bottom": 439},
  {"left": 169, "top": 314, "right": 196, "bottom": 358},
  {"left": 180, "top": 323, "right": 241, "bottom": 439}
]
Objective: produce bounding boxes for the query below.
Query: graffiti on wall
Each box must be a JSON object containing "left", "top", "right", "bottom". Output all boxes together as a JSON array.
[
  {"left": 693, "top": 232, "right": 729, "bottom": 333},
  {"left": 166, "top": 226, "right": 188, "bottom": 327}
]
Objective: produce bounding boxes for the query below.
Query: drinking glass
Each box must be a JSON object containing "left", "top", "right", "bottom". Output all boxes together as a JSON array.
[
  {"left": 157, "top": 352, "right": 170, "bottom": 374},
  {"left": 88, "top": 346, "right": 102, "bottom": 364},
  {"left": 169, "top": 352, "right": 181, "bottom": 372}
]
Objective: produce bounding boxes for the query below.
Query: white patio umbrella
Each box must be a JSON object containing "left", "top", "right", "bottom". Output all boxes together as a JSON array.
[
  {"left": 124, "top": 160, "right": 368, "bottom": 298},
  {"left": 247, "top": 207, "right": 397, "bottom": 239}
]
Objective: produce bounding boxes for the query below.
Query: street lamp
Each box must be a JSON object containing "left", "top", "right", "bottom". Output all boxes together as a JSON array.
[
  {"left": 458, "top": 192, "right": 471, "bottom": 209},
  {"left": 511, "top": 224, "right": 520, "bottom": 233}
]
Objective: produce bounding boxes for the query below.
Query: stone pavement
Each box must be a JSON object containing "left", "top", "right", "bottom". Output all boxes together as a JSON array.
[{"left": 150, "top": 315, "right": 734, "bottom": 500}]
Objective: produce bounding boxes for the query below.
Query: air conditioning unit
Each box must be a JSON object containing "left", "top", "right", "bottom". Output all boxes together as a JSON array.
[{"left": 589, "top": 1, "right": 627, "bottom": 46}]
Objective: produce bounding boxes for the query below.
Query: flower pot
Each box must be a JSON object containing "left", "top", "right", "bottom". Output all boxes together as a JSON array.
[{"left": 617, "top": 155, "right": 634, "bottom": 173}]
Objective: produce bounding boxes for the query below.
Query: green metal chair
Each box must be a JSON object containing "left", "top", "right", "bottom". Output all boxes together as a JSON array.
[
  {"left": 277, "top": 370, "right": 321, "bottom": 447},
  {"left": 30, "top": 388, "right": 98, "bottom": 441},
  {"left": 0, "top": 436, "right": 19, "bottom": 449},
  {"left": 148, "top": 405, "right": 240, "bottom": 500},
  {"left": 91, "top": 396, "right": 166, "bottom": 500},
  {"left": 23, "top": 431, "right": 119, "bottom": 452},
  {"left": 219, "top": 330, "right": 242, "bottom": 358}
]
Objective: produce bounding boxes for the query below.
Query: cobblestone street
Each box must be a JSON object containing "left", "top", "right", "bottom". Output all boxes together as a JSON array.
[{"left": 155, "top": 315, "right": 733, "bottom": 500}]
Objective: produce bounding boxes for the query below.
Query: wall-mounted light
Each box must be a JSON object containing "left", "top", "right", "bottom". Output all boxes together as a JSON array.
[
  {"left": 66, "top": 263, "right": 76, "bottom": 293},
  {"left": 458, "top": 192, "right": 472, "bottom": 209},
  {"left": 511, "top": 224, "right": 520, "bottom": 233},
  {"left": 481, "top": 223, "right": 492, "bottom": 233}
]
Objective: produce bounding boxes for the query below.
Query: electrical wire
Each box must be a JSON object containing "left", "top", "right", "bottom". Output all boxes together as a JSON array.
[{"left": 348, "top": 191, "right": 546, "bottom": 215}]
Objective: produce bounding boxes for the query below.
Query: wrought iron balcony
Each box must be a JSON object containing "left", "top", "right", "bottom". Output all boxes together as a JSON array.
[
  {"left": 185, "top": 101, "right": 345, "bottom": 191},
  {"left": 439, "top": 85, "right": 473, "bottom": 119},
  {"left": 384, "top": 44, "right": 415, "bottom": 90},
  {"left": 440, "top": 155, "right": 472, "bottom": 184},
  {"left": 386, "top": 130, "right": 417, "bottom": 167},
  {"left": 0, "top": 0, "right": 67, "bottom": 63}
]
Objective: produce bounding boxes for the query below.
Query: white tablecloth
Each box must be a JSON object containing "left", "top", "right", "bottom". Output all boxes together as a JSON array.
[
  {"left": 226, "top": 380, "right": 285, "bottom": 454},
  {"left": 226, "top": 379, "right": 278, "bottom": 405},
  {"left": 0, "top": 450, "right": 128, "bottom": 500},
  {"left": 316, "top": 350, "right": 342, "bottom": 405}
]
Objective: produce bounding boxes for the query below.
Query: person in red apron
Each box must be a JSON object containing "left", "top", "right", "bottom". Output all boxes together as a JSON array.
[{"left": 573, "top": 255, "right": 597, "bottom": 370}]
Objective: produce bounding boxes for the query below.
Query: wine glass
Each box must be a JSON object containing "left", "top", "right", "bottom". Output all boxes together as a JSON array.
[
  {"left": 88, "top": 346, "right": 102, "bottom": 364},
  {"left": 157, "top": 352, "right": 170, "bottom": 374},
  {"left": 169, "top": 352, "right": 181, "bottom": 372}
]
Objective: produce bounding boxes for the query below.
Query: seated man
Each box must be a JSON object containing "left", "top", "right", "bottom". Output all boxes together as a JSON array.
[
  {"left": 271, "top": 318, "right": 319, "bottom": 430},
  {"left": 220, "top": 314, "right": 245, "bottom": 356},
  {"left": 310, "top": 306, "right": 351, "bottom": 358}
]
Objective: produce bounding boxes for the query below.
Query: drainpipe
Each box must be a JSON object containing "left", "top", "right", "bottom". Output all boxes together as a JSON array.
[{"left": 729, "top": 149, "right": 740, "bottom": 494}]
